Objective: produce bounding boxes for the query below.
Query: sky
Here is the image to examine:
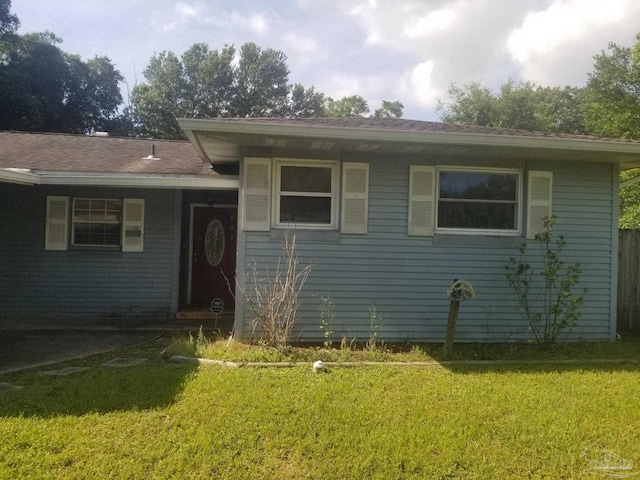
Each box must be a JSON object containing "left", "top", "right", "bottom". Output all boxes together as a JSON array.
[{"left": 11, "top": 0, "right": 640, "bottom": 121}]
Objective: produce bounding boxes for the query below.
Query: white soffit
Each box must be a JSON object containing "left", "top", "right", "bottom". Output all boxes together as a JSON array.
[{"left": 178, "top": 118, "right": 640, "bottom": 159}]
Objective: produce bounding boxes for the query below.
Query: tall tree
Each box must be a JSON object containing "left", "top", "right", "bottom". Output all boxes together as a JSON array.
[
  {"left": 325, "top": 95, "right": 370, "bottom": 117},
  {"left": 583, "top": 34, "right": 640, "bottom": 139},
  {"left": 436, "top": 81, "right": 498, "bottom": 126},
  {"left": 0, "top": 0, "right": 18, "bottom": 39},
  {"left": 0, "top": 2, "right": 124, "bottom": 133},
  {"left": 132, "top": 42, "right": 317, "bottom": 138},
  {"left": 374, "top": 100, "right": 404, "bottom": 118},
  {"left": 289, "top": 83, "right": 325, "bottom": 118},
  {"left": 437, "top": 80, "right": 586, "bottom": 134},
  {"left": 583, "top": 34, "right": 640, "bottom": 228},
  {"left": 231, "top": 42, "right": 290, "bottom": 117},
  {"left": 0, "top": 31, "right": 123, "bottom": 133}
]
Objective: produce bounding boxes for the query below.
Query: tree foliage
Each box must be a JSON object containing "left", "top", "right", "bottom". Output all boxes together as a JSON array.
[
  {"left": 132, "top": 42, "right": 405, "bottom": 138},
  {"left": 0, "top": 0, "right": 17, "bottom": 39},
  {"left": 289, "top": 84, "right": 325, "bottom": 118},
  {"left": 325, "top": 95, "right": 370, "bottom": 117},
  {"left": 374, "top": 100, "right": 404, "bottom": 118},
  {"left": 0, "top": 2, "right": 125, "bottom": 133},
  {"left": 437, "top": 80, "right": 586, "bottom": 134},
  {"left": 583, "top": 34, "right": 640, "bottom": 139},
  {"left": 0, "top": 31, "right": 124, "bottom": 133}
]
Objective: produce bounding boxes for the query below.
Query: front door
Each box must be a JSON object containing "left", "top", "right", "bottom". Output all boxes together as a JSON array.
[{"left": 190, "top": 206, "right": 237, "bottom": 307}]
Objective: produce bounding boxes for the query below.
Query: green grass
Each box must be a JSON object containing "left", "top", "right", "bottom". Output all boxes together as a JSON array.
[
  {"left": 169, "top": 329, "right": 640, "bottom": 363},
  {"left": 1, "top": 336, "right": 640, "bottom": 478}
]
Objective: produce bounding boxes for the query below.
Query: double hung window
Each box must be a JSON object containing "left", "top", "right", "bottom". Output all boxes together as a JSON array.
[
  {"left": 72, "top": 198, "right": 123, "bottom": 246},
  {"left": 437, "top": 169, "right": 521, "bottom": 234},
  {"left": 274, "top": 160, "right": 338, "bottom": 228}
]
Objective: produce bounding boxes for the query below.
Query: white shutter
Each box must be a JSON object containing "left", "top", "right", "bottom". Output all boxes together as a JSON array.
[
  {"left": 341, "top": 162, "right": 369, "bottom": 234},
  {"left": 527, "top": 171, "right": 553, "bottom": 239},
  {"left": 122, "top": 199, "right": 145, "bottom": 252},
  {"left": 45, "top": 196, "right": 68, "bottom": 251},
  {"left": 241, "top": 157, "right": 271, "bottom": 231},
  {"left": 408, "top": 165, "right": 435, "bottom": 236}
]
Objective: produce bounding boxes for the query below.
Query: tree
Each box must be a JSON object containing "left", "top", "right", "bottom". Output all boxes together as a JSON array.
[
  {"left": 374, "top": 100, "right": 404, "bottom": 118},
  {"left": 289, "top": 83, "right": 325, "bottom": 118},
  {"left": 0, "top": 0, "right": 18, "bottom": 39},
  {"left": 325, "top": 95, "right": 370, "bottom": 117},
  {"left": 436, "top": 81, "right": 498, "bottom": 126},
  {"left": 583, "top": 34, "right": 640, "bottom": 228},
  {"left": 436, "top": 80, "right": 586, "bottom": 134},
  {"left": 132, "top": 42, "right": 326, "bottom": 138},
  {"left": 231, "top": 42, "right": 290, "bottom": 117},
  {"left": 0, "top": 1, "right": 124, "bottom": 134},
  {"left": 583, "top": 34, "right": 640, "bottom": 139}
]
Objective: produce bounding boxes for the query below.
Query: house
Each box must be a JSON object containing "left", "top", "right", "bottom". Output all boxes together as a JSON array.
[
  {"left": 0, "top": 131, "right": 238, "bottom": 324},
  {"left": 2, "top": 119, "right": 640, "bottom": 341}
]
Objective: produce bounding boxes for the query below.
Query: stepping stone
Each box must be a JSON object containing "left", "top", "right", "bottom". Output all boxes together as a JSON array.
[
  {"left": 41, "top": 367, "right": 92, "bottom": 376},
  {"left": 100, "top": 358, "right": 147, "bottom": 367},
  {"left": 0, "top": 382, "right": 22, "bottom": 393}
]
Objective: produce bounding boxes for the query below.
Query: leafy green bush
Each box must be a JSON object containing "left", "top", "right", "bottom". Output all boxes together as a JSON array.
[{"left": 504, "top": 216, "right": 586, "bottom": 343}]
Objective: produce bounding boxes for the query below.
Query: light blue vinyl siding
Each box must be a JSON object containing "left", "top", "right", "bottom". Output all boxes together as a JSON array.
[
  {"left": 241, "top": 156, "right": 615, "bottom": 342},
  {"left": 0, "top": 184, "right": 181, "bottom": 320}
]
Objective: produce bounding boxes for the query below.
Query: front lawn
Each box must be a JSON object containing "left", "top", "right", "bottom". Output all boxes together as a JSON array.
[{"left": 1, "top": 337, "right": 639, "bottom": 479}]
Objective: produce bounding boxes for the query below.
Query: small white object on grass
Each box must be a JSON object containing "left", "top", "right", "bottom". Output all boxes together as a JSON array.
[{"left": 313, "top": 360, "right": 326, "bottom": 373}]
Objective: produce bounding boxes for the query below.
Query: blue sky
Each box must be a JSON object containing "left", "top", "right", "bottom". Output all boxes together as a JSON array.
[{"left": 12, "top": 0, "right": 640, "bottom": 120}]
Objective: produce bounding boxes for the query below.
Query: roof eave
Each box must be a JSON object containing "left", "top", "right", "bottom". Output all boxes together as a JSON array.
[
  {"left": 2, "top": 170, "right": 239, "bottom": 189},
  {"left": 0, "top": 168, "right": 40, "bottom": 185},
  {"left": 178, "top": 118, "right": 640, "bottom": 163}
]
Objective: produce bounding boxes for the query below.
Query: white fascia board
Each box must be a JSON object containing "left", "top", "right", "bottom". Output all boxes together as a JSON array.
[
  {"left": 35, "top": 172, "right": 238, "bottom": 190},
  {"left": 178, "top": 118, "right": 640, "bottom": 157},
  {"left": 183, "top": 129, "right": 210, "bottom": 164},
  {"left": 0, "top": 168, "right": 40, "bottom": 185}
]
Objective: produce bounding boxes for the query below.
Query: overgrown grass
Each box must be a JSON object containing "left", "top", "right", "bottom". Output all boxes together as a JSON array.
[
  {"left": 2, "top": 336, "right": 640, "bottom": 478},
  {"left": 168, "top": 328, "right": 640, "bottom": 363}
]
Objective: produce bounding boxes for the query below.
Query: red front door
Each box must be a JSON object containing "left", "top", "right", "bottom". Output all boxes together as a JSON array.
[{"left": 190, "top": 206, "right": 237, "bottom": 308}]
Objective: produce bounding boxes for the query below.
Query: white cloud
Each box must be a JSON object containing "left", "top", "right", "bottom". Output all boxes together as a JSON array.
[
  {"left": 507, "top": 0, "right": 640, "bottom": 85},
  {"left": 174, "top": 2, "right": 199, "bottom": 19},
  {"left": 406, "top": 60, "right": 440, "bottom": 107},
  {"left": 13, "top": 0, "right": 640, "bottom": 121},
  {"left": 508, "top": 0, "right": 629, "bottom": 63},
  {"left": 282, "top": 32, "right": 326, "bottom": 64},
  {"left": 403, "top": 7, "right": 456, "bottom": 39},
  {"left": 247, "top": 13, "right": 269, "bottom": 35}
]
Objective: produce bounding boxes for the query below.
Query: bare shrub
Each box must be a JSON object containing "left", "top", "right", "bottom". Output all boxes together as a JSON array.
[{"left": 237, "top": 233, "right": 312, "bottom": 346}]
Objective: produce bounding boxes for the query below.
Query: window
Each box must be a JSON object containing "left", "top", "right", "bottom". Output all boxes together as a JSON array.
[
  {"left": 274, "top": 160, "right": 338, "bottom": 228},
  {"left": 436, "top": 169, "right": 521, "bottom": 234},
  {"left": 72, "top": 198, "right": 123, "bottom": 246}
]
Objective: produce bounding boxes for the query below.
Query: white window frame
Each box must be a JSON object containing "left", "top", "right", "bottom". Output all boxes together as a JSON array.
[
  {"left": 435, "top": 166, "right": 523, "bottom": 236},
  {"left": 71, "top": 198, "right": 123, "bottom": 247},
  {"left": 272, "top": 158, "right": 339, "bottom": 230}
]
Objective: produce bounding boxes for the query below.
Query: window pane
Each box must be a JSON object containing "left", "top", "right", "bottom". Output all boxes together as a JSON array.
[
  {"left": 75, "top": 199, "right": 90, "bottom": 210},
  {"left": 438, "top": 201, "right": 517, "bottom": 230},
  {"left": 440, "top": 172, "right": 517, "bottom": 201},
  {"left": 281, "top": 166, "right": 332, "bottom": 193},
  {"left": 74, "top": 223, "right": 121, "bottom": 246},
  {"left": 280, "top": 196, "right": 332, "bottom": 224}
]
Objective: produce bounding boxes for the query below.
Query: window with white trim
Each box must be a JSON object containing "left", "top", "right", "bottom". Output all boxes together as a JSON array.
[
  {"left": 436, "top": 168, "right": 522, "bottom": 234},
  {"left": 274, "top": 160, "right": 338, "bottom": 228},
  {"left": 72, "top": 198, "right": 123, "bottom": 246}
]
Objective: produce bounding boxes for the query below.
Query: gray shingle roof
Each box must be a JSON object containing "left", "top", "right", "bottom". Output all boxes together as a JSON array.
[
  {"left": 0, "top": 131, "right": 213, "bottom": 175},
  {"left": 210, "top": 117, "right": 638, "bottom": 143}
]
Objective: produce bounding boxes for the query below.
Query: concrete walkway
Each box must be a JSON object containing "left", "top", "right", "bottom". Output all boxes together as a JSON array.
[{"left": 0, "top": 329, "right": 160, "bottom": 375}]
